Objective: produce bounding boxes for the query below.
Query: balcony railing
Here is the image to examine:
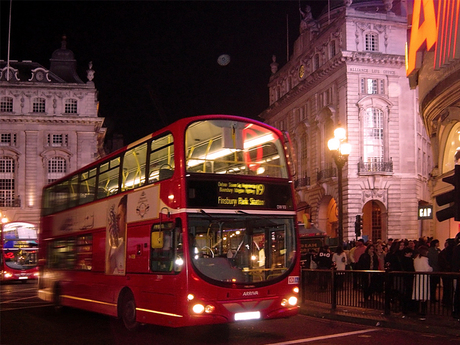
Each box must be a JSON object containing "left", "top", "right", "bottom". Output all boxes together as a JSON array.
[
  {"left": 0, "top": 197, "right": 21, "bottom": 207},
  {"left": 317, "top": 167, "right": 336, "bottom": 181},
  {"left": 295, "top": 175, "right": 311, "bottom": 188},
  {"left": 358, "top": 158, "right": 393, "bottom": 174}
]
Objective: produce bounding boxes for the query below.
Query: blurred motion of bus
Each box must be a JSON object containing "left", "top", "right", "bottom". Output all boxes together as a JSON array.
[{"left": 1, "top": 222, "right": 39, "bottom": 282}]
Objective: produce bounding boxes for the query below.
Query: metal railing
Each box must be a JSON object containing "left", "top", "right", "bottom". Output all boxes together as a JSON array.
[
  {"left": 294, "top": 175, "right": 310, "bottom": 188},
  {"left": 0, "top": 197, "right": 21, "bottom": 207},
  {"left": 301, "top": 269, "right": 460, "bottom": 318},
  {"left": 358, "top": 158, "right": 393, "bottom": 174},
  {"left": 317, "top": 167, "right": 336, "bottom": 181}
]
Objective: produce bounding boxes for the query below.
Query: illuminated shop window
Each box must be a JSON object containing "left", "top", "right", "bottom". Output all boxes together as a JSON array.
[{"left": 442, "top": 123, "right": 460, "bottom": 173}]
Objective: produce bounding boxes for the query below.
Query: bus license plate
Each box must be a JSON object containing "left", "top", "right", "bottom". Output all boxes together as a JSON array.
[
  {"left": 234, "top": 311, "right": 261, "bottom": 321},
  {"left": 19, "top": 276, "right": 28, "bottom": 280}
]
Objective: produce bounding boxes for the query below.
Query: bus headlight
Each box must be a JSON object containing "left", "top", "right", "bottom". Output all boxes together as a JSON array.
[
  {"left": 204, "top": 305, "right": 215, "bottom": 313},
  {"left": 192, "top": 304, "right": 205, "bottom": 314},
  {"left": 288, "top": 296, "right": 298, "bottom": 306},
  {"left": 192, "top": 303, "right": 215, "bottom": 314},
  {"left": 4, "top": 272, "right": 12, "bottom": 278},
  {"left": 281, "top": 296, "right": 298, "bottom": 307}
]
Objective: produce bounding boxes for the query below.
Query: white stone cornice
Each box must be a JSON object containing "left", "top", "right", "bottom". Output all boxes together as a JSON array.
[
  {"left": 341, "top": 51, "right": 404, "bottom": 65},
  {"left": 0, "top": 117, "right": 104, "bottom": 126}
]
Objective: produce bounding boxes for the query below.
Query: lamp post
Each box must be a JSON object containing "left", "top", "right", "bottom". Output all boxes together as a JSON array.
[{"left": 328, "top": 127, "right": 351, "bottom": 247}]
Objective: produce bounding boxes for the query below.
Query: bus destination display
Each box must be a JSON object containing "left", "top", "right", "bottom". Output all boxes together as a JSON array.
[{"left": 187, "top": 178, "right": 293, "bottom": 210}]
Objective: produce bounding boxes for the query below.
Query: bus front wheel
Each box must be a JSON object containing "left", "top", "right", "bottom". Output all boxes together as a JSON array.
[{"left": 119, "top": 289, "right": 139, "bottom": 331}]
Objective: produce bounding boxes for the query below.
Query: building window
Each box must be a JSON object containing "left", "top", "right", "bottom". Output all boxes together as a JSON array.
[
  {"left": 365, "top": 33, "right": 378, "bottom": 51},
  {"left": 363, "top": 108, "right": 384, "bottom": 166},
  {"left": 64, "top": 99, "right": 78, "bottom": 114},
  {"left": 329, "top": 41, "right": 336, "bottom": 58},
  {"left": 361, "top": 78, "right": 385, "bottom": 95},
  {"left": 0, "top": 133, "right": 16, "bottom": 146},
  {"left": 47, "top": 157, "right": 67, "bottom": 184},
  {"left": 33, "top": 97, "right": 46, "bottom": 113},
  {"left": 371, "top": 201, "right": 382, "bottom": 241},
  {"left": 313, "top": 54, "right": 320, "bottom": 70},
  {"left": 0, "top": 97, "right": 13, "bottom": 113},
  {"left": 301, "top": 133, "right": 308, "bottom": 175},
  {"left": 0, "top": 156, "right": 15, "bottom": 207},
  {"left": 47, "top": 134, "right": 68, "bottom": 147}
]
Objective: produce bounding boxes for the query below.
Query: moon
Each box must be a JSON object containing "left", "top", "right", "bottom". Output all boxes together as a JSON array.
[{"left": 217, "top": 54, "right": 231, "bottom": 66}]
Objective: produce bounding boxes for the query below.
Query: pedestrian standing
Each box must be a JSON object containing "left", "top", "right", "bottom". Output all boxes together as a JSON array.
[
  {"left": 316, "top": 245, "right": 332, "bottom": 290},
  {"left": 413, "top": 246, "right": 433, "bottom": 320},
  {"left": 356, "top": 244, "right": 379, "bottom": 301},
  {"left": 427, "top": 239, "right": 441, "bottom": 302},
  {"left": 332, "top": 246, "right": 347, "bottom": 289},
  {"left": 452, "top": 233, "right": 460, "bottom": 319},
  {"left": 439, "top": 238, "right": 455, "bottom": 306}
]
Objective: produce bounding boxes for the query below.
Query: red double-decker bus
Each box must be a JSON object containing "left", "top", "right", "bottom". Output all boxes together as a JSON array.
[
  {"left": 1, "top": 222, "right": 39, "bottom": 282},
  {"left": 38, "top": 115, "right": 299, "bottom": 329}
]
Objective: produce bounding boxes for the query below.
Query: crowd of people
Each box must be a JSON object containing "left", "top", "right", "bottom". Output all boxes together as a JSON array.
[{"left": 304, "top": 232, "right": 460, "bottom": 319}]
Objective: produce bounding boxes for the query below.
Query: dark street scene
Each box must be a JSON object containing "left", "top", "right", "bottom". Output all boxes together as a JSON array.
[{"left": 1, "top": 0, "right": 460, "bottom": 344}]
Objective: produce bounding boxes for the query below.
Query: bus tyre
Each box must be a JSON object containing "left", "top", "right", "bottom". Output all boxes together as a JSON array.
[
  {"left": 120, "top": 290, "right": 139, "bottom": 331},
  {"left": 53, "top": 283, "right": 64, "bottom": 313}
]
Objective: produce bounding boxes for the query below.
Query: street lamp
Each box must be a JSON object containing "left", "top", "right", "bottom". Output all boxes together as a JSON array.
[{"left": 328, "top": 127, "right": 351, "bottom": 246}]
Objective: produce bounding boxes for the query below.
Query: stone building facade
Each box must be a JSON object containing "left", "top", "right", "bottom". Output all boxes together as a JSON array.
[
  {"left": 406, "top": 0, "right": 460, "bottom": 241},
  {"left": 260, "top": 0, "right": 433, "bottom": 244},
  {"left": 0, "top": 39, "right": 105, "bottom": 225}
]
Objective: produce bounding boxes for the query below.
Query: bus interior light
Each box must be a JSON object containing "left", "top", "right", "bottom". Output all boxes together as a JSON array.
[
  {"left": 175, "top": 257, "right": 184, "bottom": 266},
  {"left": 256, "top": 167, "right": 265, "bottom": 175},
  {"left": 187, "top": 133, "right": 275, "bottom": 169}
]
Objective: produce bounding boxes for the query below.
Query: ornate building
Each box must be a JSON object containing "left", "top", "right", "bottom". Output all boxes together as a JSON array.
[
  {"left": 406, "top": 0, "right": 460, "bottom": 241},
  {"left": 0, "top": 38, "right": 106, "bottom": 224},
  {"left": 260, "top": 0, "right": 433, "bottom": 244}
]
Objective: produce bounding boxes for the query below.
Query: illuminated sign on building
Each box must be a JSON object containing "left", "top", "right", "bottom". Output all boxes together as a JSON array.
[
  {"left": 418, "top": 205, "right": 433, "bottom": 219},
  {"left": 406, "top": 0, "right": 460, "bottom": 77}
]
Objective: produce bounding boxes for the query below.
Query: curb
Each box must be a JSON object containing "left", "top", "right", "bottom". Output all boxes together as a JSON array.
[{"left": 299, "top": 306, "right": 460, "bottom": 337}]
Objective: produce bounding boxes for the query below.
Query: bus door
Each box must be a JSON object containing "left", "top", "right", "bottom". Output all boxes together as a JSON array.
[{"left": 133, "top": 218, "right": 184, "bottom": 318}]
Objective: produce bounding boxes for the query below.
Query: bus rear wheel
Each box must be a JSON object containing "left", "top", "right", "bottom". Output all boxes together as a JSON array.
[
  {"left": 119, "top": 290, "right": 138, "bottom": 331},
  {"left": 53, "top": 283, "right": 64, "bottom": 313}
]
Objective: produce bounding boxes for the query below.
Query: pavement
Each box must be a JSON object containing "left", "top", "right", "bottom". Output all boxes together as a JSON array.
[{"left": 300, "top": 301, "right": 460, "bottom": 337}]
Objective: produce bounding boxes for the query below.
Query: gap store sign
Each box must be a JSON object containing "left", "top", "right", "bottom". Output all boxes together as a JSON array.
[{"left": 418, "top": 205, "right": 433, "bottom": 220}]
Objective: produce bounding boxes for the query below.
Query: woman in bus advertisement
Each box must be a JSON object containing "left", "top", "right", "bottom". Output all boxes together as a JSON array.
[{"left": 106, "top": 195, "right": 127, "bottom": 275}]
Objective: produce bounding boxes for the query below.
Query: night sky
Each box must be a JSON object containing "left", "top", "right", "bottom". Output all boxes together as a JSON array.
[{"left": 1, "top": 0, "right": 326, "bottom": 144}]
